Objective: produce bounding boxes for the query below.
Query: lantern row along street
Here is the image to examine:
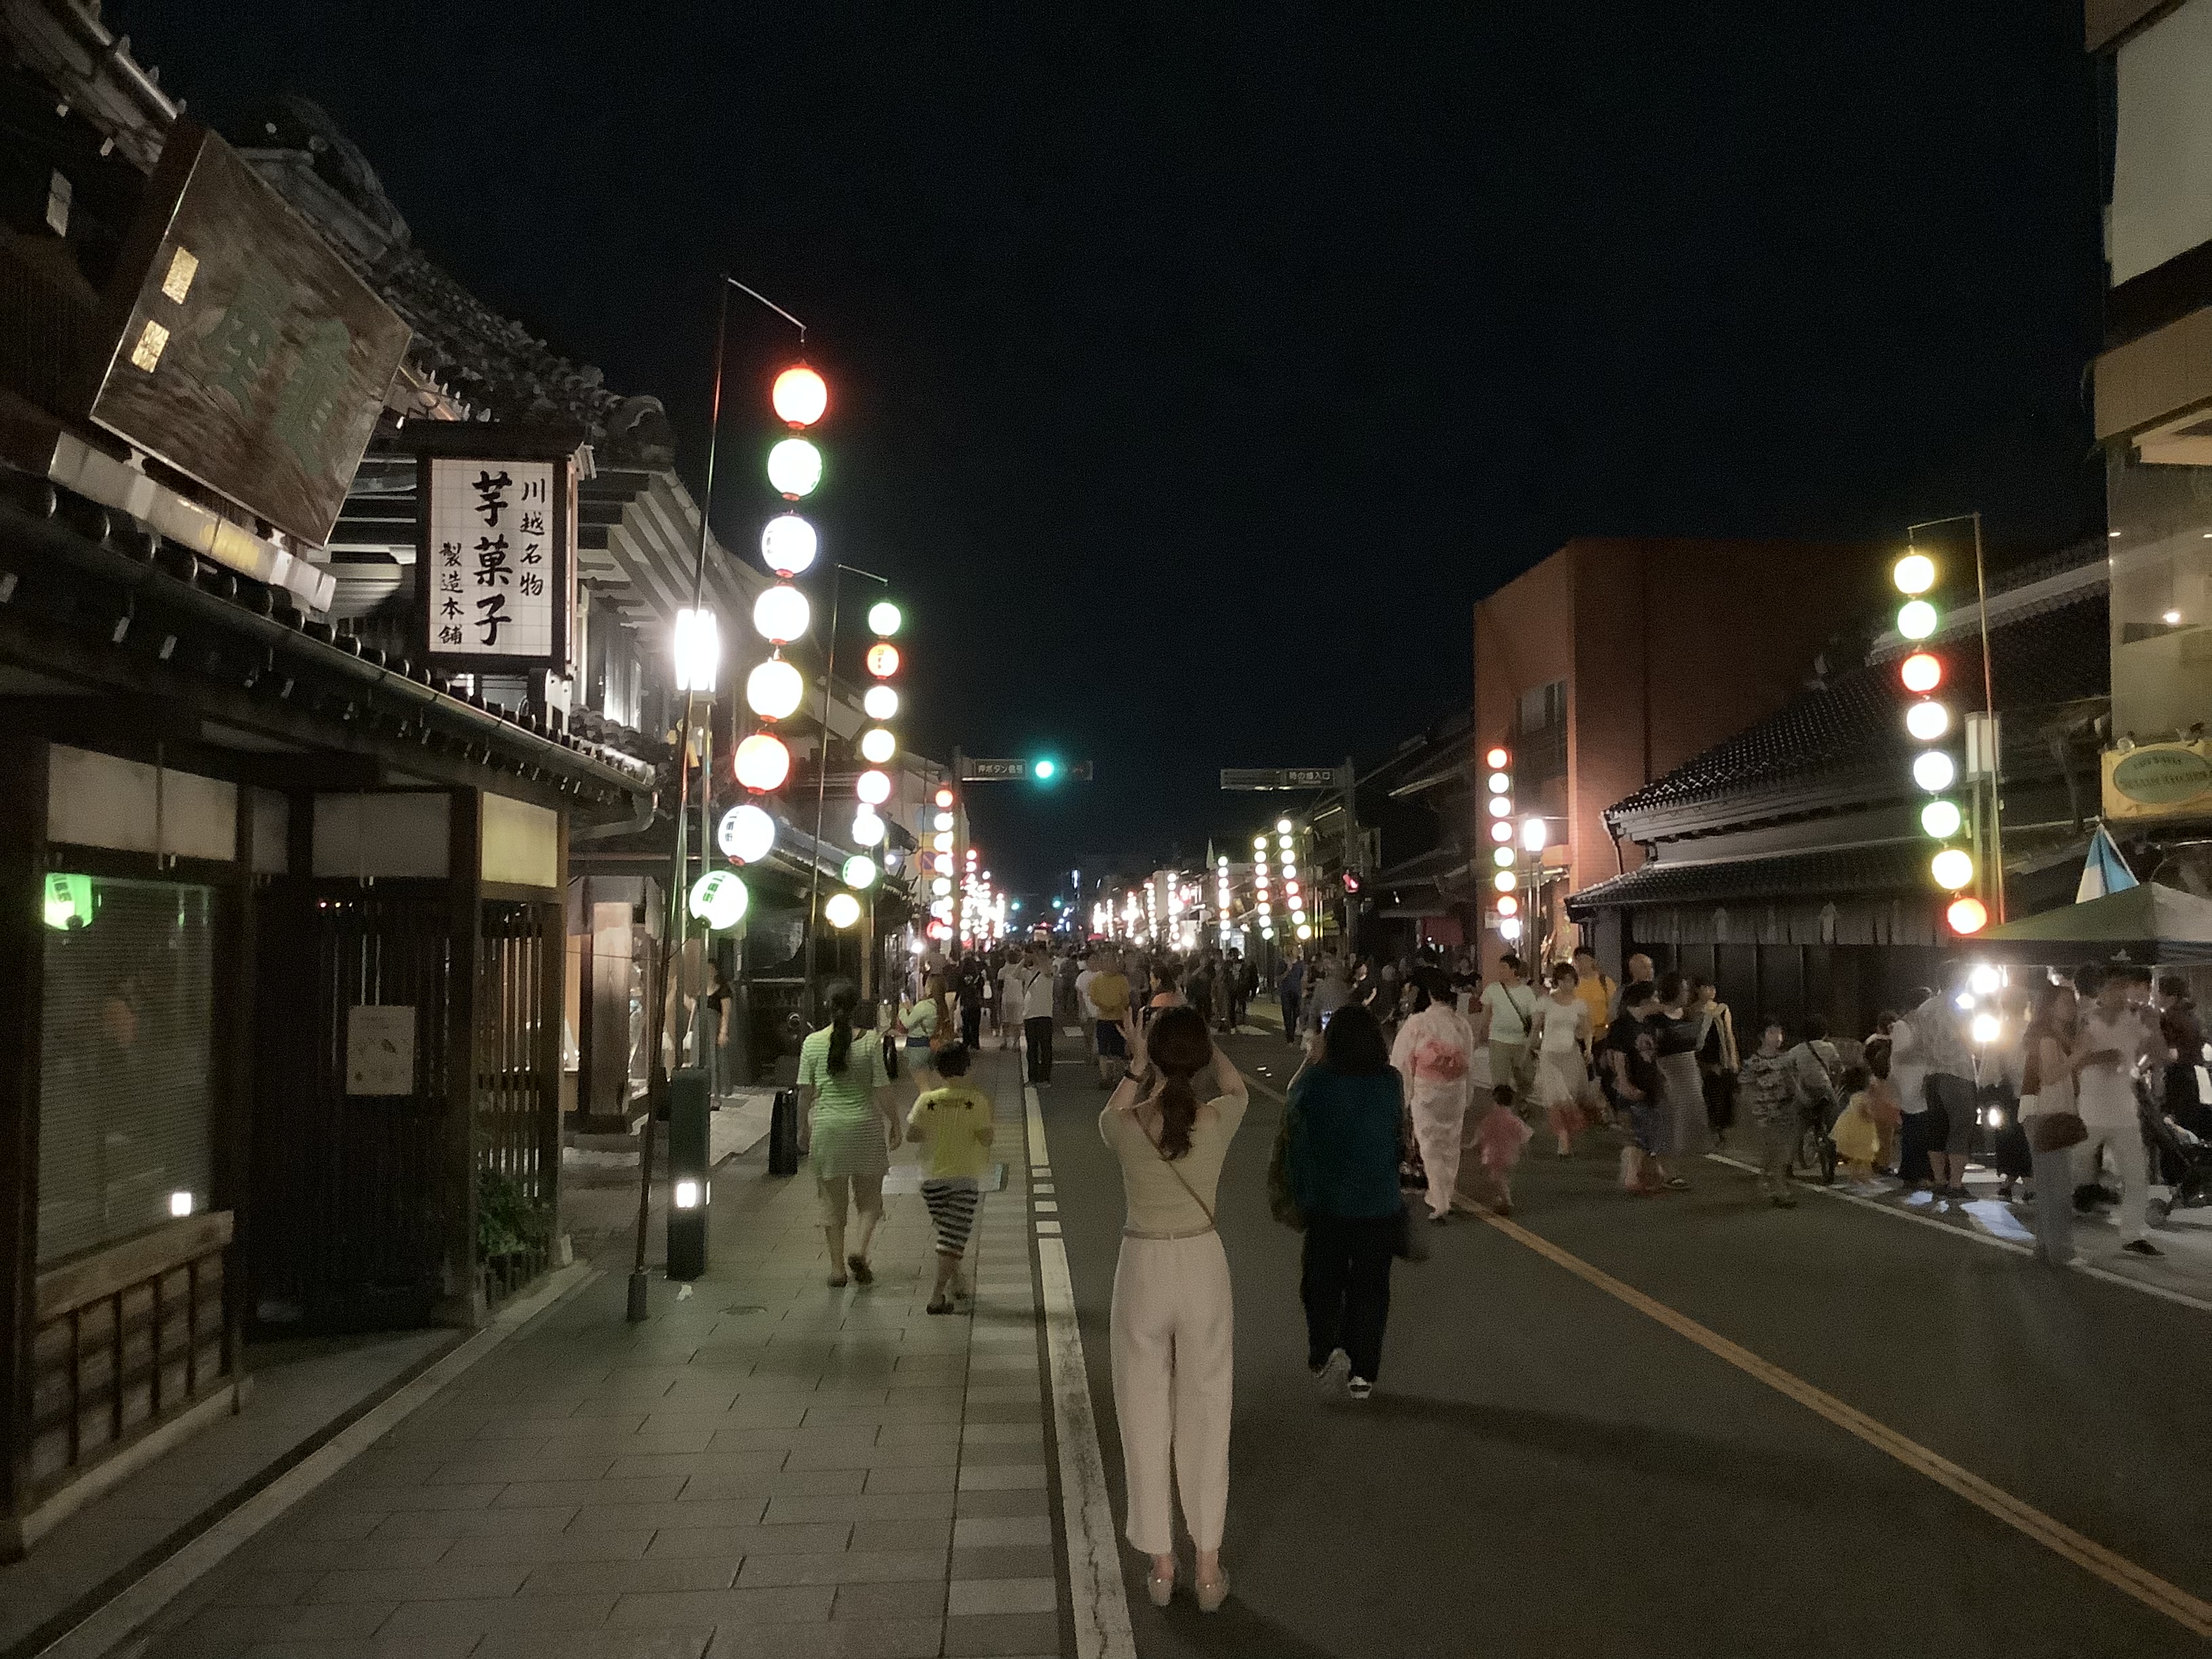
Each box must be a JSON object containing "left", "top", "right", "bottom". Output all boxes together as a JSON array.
[{"left": 1893, "top": 546, "right": 1986, "bottom": 938}]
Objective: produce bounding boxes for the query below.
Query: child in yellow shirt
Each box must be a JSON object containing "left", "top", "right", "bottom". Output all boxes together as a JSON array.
[{"left": 905, "top": 1046, "right": 995, "bottom": 1313}]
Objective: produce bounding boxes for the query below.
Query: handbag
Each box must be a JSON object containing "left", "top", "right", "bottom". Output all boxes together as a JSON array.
[
  {"left": 1267, "top": 1107, "right": 1306, "bottom": 1230},
  {"left": 2029, "top": 1110, "right": 2087, "bottom": 1154}
]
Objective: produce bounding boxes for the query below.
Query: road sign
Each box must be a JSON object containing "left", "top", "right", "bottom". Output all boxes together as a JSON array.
[
  {"left": 1220, "top": 766, "right": 1343, "bottom": 791},
  {"left": 959, "top": 757, "right": 1093, "bottom": 782}
]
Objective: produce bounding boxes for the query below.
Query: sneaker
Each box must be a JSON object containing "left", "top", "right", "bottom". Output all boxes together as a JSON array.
[
  {"left": 2121, "top": 1239, "right": 2165, "bottom": 1258},
  {"left": 1347, "top": 1377, "right": 1374, "bottom": 1401},
  {"left": 1313, "top": 1349, "right": 1350, "bottom": 1393}
]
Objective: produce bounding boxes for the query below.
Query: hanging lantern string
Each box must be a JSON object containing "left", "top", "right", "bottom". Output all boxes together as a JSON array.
[{"left": 724, "top": 275, "right": 807, "bottom": 342}]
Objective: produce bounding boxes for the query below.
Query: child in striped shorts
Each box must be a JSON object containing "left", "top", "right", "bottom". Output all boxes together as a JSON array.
[{"left": 905, "top": 1045, "right": 996, "bottom": 1314}]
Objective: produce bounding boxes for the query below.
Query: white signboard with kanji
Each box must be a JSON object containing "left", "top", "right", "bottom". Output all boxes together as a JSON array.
[{"left": 427, "top": 457, "right": 556, "bottom": 660}]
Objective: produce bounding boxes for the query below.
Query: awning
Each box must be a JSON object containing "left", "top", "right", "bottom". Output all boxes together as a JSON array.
[{"left": 1970, "top": 882, "right": 2212, "bottom": 966}]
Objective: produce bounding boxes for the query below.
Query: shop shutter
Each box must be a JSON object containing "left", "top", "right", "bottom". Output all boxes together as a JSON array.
[{"left": 36, "top": 878, "right": 217, "bottom": 1265}]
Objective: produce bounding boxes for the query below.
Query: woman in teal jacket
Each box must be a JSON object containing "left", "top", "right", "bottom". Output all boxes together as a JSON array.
[{"left": 1285, "top": 1002, "right": 1405, "bottom": 1400}]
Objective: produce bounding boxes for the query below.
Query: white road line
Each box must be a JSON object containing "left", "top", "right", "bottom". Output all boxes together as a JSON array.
[
  {"left": 1028, "top": 1083, "right": 1137, "bottom": 1659},
  {"left": 40, "top": 1262, "right": 602, "bottom": 1659},
  {"left": 1705, "top": 1152, "right": 2212, "bottom": 1317}
]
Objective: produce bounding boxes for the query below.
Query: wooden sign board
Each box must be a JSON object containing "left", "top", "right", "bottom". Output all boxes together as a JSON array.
[
  {"left": 77, "top": 121, "right": 413, "bottom": 547},
  {"left": 411, "top": 429, "right": 579, "bottom": 676}
]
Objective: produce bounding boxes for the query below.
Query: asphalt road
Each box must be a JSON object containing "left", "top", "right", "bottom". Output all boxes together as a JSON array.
[{"left": 1036, "top": 1030, "right": 2212, "bottom": 1659}]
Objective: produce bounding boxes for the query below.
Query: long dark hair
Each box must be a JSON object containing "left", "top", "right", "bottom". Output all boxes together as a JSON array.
[
  {"left": 1321, "top": 1002, "right": 1391, "bottom": 1075},
  {"left": 1145, "top": 1005, "right": 1212, "bottom": 1162},
  {"left": 1406, "top": 965, "right": 1451, "bottom": 1014},
  {"left": 822, "top": 979, "right": 860, "bottom": 1075}
]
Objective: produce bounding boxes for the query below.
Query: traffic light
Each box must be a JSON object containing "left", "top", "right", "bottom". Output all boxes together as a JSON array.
[{"left": 1033, "top": 758, "right": 1059, "bottom": 783}]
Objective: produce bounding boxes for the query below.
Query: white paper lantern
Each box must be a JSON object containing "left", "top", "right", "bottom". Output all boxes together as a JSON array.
[
  {"left": 851, "top": 809, "right": 886, "bottom": 847},
  {"left": 687, "top": 870, "right": 749, "bottom": 930},
  {"left": 717, "top": 803, "right": 776, "bottom": 864},
  {"left": 859, "top": 727, "right": 897, "bottom": 764},
  {"left": 745, "top": 656, "right": 804, "bottom": 720},
  {"left": 760, "top": 513, "right": 817, "bottom": 577},
  {"left": 863, "top": 684, "right": 899, "bottom": 720},
  {"left": 824, "top": 891, "right": 863, "bottom": 929},
  {"left": 855, "top": 769, "right": 891, "bottom": 806},
  {"left": 754, "top": 584, "right": 811, "bottom": 644}
]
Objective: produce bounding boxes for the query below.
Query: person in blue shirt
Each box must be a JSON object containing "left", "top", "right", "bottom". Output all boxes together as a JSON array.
[{"left": 1285, "top": 1002, "right": 1405, "bottom": 1400}]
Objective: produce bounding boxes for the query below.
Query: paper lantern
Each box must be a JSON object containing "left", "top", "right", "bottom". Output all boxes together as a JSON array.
[
  {"left": 1893, "top": 553, "right": 1936, "bottom": 596},
  {"left": 851, "top": 809, "right": 886, "bottom": 847},
  {"left": 1931, "top": 848, "right": 1975, "bottom": 890},
  {"left": 855, "top": 769, "right": 891, "bottom": 805},
  {"left": 1492, "top": 846, "right": 1514, "bottom": 869},
  {"left": 1904, "top": 700, "right": 1950, "bottom": 741},
  {"left": 864, "top": 684, "right": 899, "bottom": 720},
  {"left": 767, "top": 436, "right": 823, "bottom": 499},
  {"left": 1948, "top": 897, "right": 1988, "bottom": 935},
  {"left": 717, "top": 803, "right": 776, "bottom": 864},
  {"left": 1484, "top": 747, "right": 1510, "bottom": 769},
  {"left": 933, "top": 811, "right": 954, "bottom": 832},
  {"left": 1493, "top": 871, "right": 1516, "bottom": 893},
  {"left": 859, "top": 727, "right": 897, "bottom": 764},
  {"left": 1488, "top": 772, "right": 1511, "bottom": 794},
  {"left": 934, "top": 787, "right": 955, "bottom": 808},
  {"left": 842, "top": 854, "right": 878, "bottom": 889},
  {"left": 866, "top": 642, "right": 900, "bottom": 678},
  {"left": 867, "top": 600, "right": 902, "bottom": 636},
  {"left": 1920, "top": 799, "right": 1963, "bottom": 839},
  {"left": 824, "top": 891, "right": 862, "bottom": 930},
  {"left": 1912, "top": 751, "right": 1957, "bottom": 792},
  {"left": 1496, "top": 894, "right": 1519, "bottom": 918},
  {"left": 760, "top": 513, "right": 817, "bottom": 577},
  {"left": 754, "top": 583, "right": 810, "bottom": 644},
  {"left": 734, "top": 733, "right": 792, "bottom": 793},
  {"left": 933, "top": 831, "right": 954, "bottom": 852},
  {"left": 745, "top": 656, "right": 804, "bottom": 720},
  {"left": 772, "top": 365, "right": 827, "bottom": 428},
  {"left": 1900, "top": 652, "right": 1942, "bottom": 694},
  {"left": 1490, "top": 820, "right": 1513, "bottom": 844},
  {"left": 1897, "top": 600, "right": 1938, "bottom": 640},
  {"left": 687, "top": 869, "right": 749, "bottom": 930}
]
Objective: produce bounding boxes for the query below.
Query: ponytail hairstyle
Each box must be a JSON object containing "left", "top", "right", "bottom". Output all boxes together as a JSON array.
[
  {"left": 822, "top": 979, "right": 860, "bottom": 1076},
  {"left": 1143, "top": 1005, "right": 1214, "bottom": 1162}
]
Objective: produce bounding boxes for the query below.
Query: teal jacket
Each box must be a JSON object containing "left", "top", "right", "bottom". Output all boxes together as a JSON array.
[{"left": 1286, "top": 1065, "right": 1404, "bottom": 1220}]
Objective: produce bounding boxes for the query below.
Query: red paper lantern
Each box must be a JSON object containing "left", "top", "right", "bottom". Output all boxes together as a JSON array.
[
  {"left": 771, "top": 364, "right": 827, "bottom": 428},
  {"left": 1900, "top": 652, "right": 1942, "bottom": 695},
  {"left": 1946, "top": 896, "right": 1988, "bottom": 935},
  {"left": 865, "top": 642, "right": 900, "bottom": 678}
]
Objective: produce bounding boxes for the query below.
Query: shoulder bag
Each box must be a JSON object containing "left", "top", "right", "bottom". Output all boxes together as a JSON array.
[{"left": 1136, "top": 1106, "right": 1219, "bottom": 1231}]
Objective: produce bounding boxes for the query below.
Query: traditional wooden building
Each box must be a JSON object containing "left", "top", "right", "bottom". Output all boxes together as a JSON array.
[{"left": 1569, "top": 546, "right": 2109, "bottom": 1033}]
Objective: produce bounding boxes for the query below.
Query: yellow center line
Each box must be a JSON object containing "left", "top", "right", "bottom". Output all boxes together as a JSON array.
[{"left": 1478, "top": 1208, "right": 2212, "bottom": 1640}]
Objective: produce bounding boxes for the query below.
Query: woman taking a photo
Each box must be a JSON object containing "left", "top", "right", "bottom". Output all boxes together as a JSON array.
[
  {"left": 1101, "top": 1004, "right": 1247, "bottom": 1614},
  {"left": 1391, "top": 965, "right": 1476, "bottom": 1221},
  {"left": 796, "top": 981, "right": 901, "bottom": 1288},
  {"left": 1290, "top": 1001, "right": 1408, "bottom": 1399}
]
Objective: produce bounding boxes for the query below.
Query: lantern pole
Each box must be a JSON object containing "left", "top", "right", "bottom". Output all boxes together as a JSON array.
[
  {"left": 804, "top": 561, "right": 888, "bottom": 1022},
  {"left": 633, "top": 275, "right": 804, "bottom": 1324}
]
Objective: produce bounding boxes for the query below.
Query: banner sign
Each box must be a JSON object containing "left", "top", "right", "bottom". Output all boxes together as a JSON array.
[
  {"left": 79, "top": 121, "right": 412, "bottom": 546},
  {"left": 1221, "top": 766, "right": 1342, "bottom": 791}
]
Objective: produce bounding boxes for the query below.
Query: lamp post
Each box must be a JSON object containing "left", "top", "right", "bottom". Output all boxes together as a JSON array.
[{"left": 631, "top": 275, "right": 807, "bottom": 1324}]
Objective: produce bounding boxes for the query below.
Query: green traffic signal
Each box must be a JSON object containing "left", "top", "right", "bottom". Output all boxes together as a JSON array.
[{"left": 1033, "top": 758, "right": 1059, "bottom": 782}]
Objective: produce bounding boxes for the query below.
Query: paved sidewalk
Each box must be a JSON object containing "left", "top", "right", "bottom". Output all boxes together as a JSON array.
[{"left": 119, "top": 1047, "right": 1062, "bottom": 1659}]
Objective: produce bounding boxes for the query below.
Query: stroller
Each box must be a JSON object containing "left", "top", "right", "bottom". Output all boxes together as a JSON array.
[{"left": 2146, "top": 1092, "right": 2212, "bottom": 1229}]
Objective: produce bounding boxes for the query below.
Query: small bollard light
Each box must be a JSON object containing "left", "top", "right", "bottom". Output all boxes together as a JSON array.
[
  {"left": 674, "top": 1180, "right": 701, "bottom": 1210},
  {"left": 169, "top": 1191, "right": 193, "bottom": 1218},
  {"left": 666, "top": 1069, "right": 711, "bottom": 1280}
]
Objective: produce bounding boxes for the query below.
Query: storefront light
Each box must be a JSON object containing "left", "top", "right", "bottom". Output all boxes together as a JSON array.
[
  {"left": 673, "top": 607, "right": 720, "bottom": 692},
  {"left": 169, "top": 1191, "right": 194, "bottom": 1218},
  {"left": 674, "top": 1179, "right": 702, "bottom": 1210},
  {"left": 1520, "top": 817, "right": 1547, "bottom": 853}
]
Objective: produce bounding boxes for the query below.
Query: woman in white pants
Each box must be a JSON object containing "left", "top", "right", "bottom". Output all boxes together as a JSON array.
[{"left": 1100, "top": 1004, "right": 1248, "bottom": 1614}]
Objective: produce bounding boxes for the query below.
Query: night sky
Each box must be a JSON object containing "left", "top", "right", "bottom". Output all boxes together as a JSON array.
[{"left": 118, "top": 1, "right": 2105, "bottom": 895}]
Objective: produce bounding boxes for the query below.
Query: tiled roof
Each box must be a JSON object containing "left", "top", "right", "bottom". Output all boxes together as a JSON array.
[
  {"left": 1568, "top": 841, "right": 1931, "bottom": 916},
  {"left": 1612, "top": 587, "right": 2108, "bottom": 818}
]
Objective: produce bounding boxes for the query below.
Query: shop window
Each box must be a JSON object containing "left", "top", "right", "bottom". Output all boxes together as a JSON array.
[
  {"left": 35, "top": 878, "right": 216, "bottom": 1264},
  {"left": 2107, "top": 448, "right": 2212, "bottom": 741}
]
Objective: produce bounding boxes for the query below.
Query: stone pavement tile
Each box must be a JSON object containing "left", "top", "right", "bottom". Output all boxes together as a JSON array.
[
  {"left": 308, "top": 1563, "right": 529, "bottom": 1602},
  {"left": 496, "top": 1476, "right": 685, "bottom": 1507},
  {"left": 334, "top": 1452, "right": 447, "bottom": 1487},
  {"left": 698, "top": 1617, "right": 943, "bottom": 1659},
  {"left": 371, "top": 1504, "right": 577, "bottom": 1538},
  {"left": 198, "top": 1568, "right": 332, "bottom": 1607},
  {"left": 440, "top": 1527, "right": 653, "bottom": 1564},
  {"left": 940, "top": 1612, "right": 1061, "bottom": 1657},
  {"left": 255, "top": 1535, "right": 453, "bottom": 1573},
  {"left": 761, "top": 1491, "right": 956, "bottom": 1525},
  {"left": 954, "top": 1401, "right": 1042, "bottom": 1426},
  {"left": 958, "top": 1423, "right": 1042, "bottom": 1445},
  {"left": 474, "top": 1631, "right": 712, "bottom": 1659},
  {"left": 832, "top": 1579, "right": 947, "bottom": 1620},
  {"left": 378, "top": 1593, "right": 618, "bottom": 1639},
  {"left": 646, "top": 1521, "right": 851, "bottom": 1558},
  {"left": 801, "top": 1401, "right": 963, "bottom": 1427},
  {"left": 959, "top": 1385, "right": 1040, "bottom": 1405},
  {"left": 607, "top": 1584, "right": 833, "bottom": 1626},
  {"left": 289, "top": 1507, "right": 386, "bottom": 1542},
  {"left": 846, "top": 1517, "right": 951, "bottom": 1553},
  {"left": 956, "top": 1464, "right": 1046, "bottom": 1492},
  {"left": 951, "top": 1546, "right": 1057, "bottom": 1581},
  {"left": 784, "top": 1443, "right": 960, "bottom": 1471},
  {"left": 426, "top": 1450, "right": 619, "bottom": 1484},
  {"left": 947, "top": 1576, "right": 1057, "bottom": 1616},
  {"left": 707, "top": 1399, "right": 813, "bottom": 1428},
  {"left": 871, "top": 1421, "right": 964, "bottom": 1447},
  {"left": 951, "top": 1517, "right": 1043, "bottom": 1549},
  {"left": 569, "top": 1498, "right": 769, "bottom": 1531},
  {"left": 233, "top": 1638, "right": 479, "bottom": 1659},
  {"left": 957, "top": 1442, "right": 1047, "bottom": 1467},
  {"left": 677, "top": 1466, "right": 861, "bottom": 1501},
  {"left": 473, "top": 1411, "right": 648, "bottom": 1439},
  {"left": 607, "top": 1450, "right": 787, "bottom": 1481},
  {"left": 518, "top": 1555, "right": 739, "bottom": 1596},
  {"left": 735, "top": 1549, "right": 947, "bottom": 1586},
  {"left": 150, "top": 1599, "right": 397, "bottom": 1656},
  {"left": 860, "top": 1465, "right": 958, "bottom": 1494},
  {"left": 952, "top": 1489, "right": 1049, "bottom": 1519},
  {"left": 964, "top": 1351, "right": 1034, "bottom": 1372},
  {"left": 314, "top": 1481, "right": 504, "bottom": 1513}
]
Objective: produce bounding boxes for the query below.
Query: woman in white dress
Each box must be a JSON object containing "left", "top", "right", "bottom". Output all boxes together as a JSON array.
[
  {"left": 1529, "top": 962, "right": 1598, "bottom": 1157},
  {"left": 1391, "top": 966, "right": 1477, "bottom": 1222}
]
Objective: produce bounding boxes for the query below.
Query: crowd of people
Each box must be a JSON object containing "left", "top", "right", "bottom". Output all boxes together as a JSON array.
[{"left": 785, "top": 930, "right": 2208, "bottom": 1614}]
